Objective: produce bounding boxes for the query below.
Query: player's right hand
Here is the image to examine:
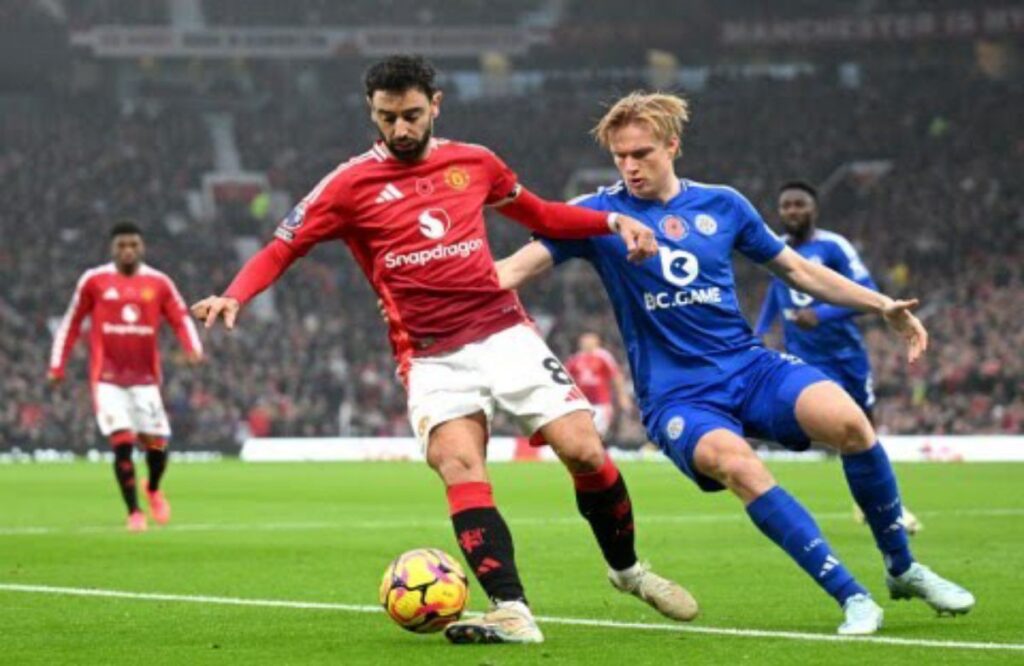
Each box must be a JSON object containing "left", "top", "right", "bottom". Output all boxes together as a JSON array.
[
  {"left": 191, "top": 296, "right": 241, "bottom": 330},
  {"left": 615, "top": 215, "right": 658, "bottom": 263},
  {"left": 880, "top": 297, "right": 928, "bottom": 364},
  {"left": 794, "top": 308, "right": 820, "bottom": 329}
]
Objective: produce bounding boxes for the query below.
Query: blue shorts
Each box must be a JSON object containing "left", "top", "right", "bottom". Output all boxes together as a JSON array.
[
  {"left": 812, "top": 356, "right": 876, "bottom": 414},
  {"left": 646, "top": 348, "right": 830, "bottom": 493}
]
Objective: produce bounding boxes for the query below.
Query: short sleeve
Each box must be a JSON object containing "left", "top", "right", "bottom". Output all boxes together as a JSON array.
[
  {"left": 274, "top": 171, "right": 349, "bottom": 256},
  {"left": 482, "top": 150, "right": 520, "bottom": 205},
  {"left": 732, "top": 190, "right": 785, "bottom": 264},
  {"left": 827, "top": 235, "right": 875, "bottom": 287}
]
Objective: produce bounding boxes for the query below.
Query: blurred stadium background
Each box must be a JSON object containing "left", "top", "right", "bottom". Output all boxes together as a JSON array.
[{"left": 1, "top": 0, "right": 1021, "bottom": 456}]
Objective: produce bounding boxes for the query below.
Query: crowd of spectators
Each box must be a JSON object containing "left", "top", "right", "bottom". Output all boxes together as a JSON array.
[{"left": 1, "top": 60, "right": 1020, "bottom": 452}]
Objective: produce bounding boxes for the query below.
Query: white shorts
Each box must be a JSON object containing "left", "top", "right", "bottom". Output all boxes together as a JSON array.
[
  {"left": 93, "top": 383, "right": 171, "bottom": 438},
  {"left": 407, "top": 324, "right": 592, "bottom": 446},
  {"left": 592, "top": 403, "right": 614, "bottom": 438}
]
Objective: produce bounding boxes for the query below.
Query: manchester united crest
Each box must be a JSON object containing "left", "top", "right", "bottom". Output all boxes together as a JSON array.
[
  {"left": 444, "top": 167, "right": 470, "bottom": 191},
  {"left": 417, "top": 416, "right": 431, "bottom": 440},
  {"left": 141, "top": 287, "right": 156, "bottom": 302}
]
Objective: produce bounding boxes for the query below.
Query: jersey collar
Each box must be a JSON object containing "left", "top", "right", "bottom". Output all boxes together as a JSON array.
[{"left": 625, "top": 178, "right": 688, "bottom": 208}]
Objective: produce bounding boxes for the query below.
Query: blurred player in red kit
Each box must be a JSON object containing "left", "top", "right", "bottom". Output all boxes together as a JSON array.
[
  {"left": 193, "top": 56, "right": 697, "bottom": 644},
  {"left": 565, "top": 332, "right": 633, "bottom": 439},
  {"left": 49, "top": 222, "right": 203, "bottom": 531}
]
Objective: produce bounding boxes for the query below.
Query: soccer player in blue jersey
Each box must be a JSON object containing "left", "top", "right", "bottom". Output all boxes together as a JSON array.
[
  {"left": 495, "top": 92, "right": 973, "bottom": 635},
  {"left": 755, "top": 182, "right": 921, "bottom": 533}
]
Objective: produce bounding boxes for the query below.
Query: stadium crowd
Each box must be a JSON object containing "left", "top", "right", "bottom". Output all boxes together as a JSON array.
[{"left": 1, "top": 61, "right": 1020, "bottom": 451}]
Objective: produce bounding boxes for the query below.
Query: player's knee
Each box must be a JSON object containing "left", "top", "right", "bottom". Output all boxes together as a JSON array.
[
  {"left": 561, "top": 440, "right": 605, "bottom": 474},
  {"left": 545, "top": 414, "right": 605, "bottom": 473},
  {"left": 717, "top": 451, "right": 774, "bottom": 498},
  {"left": 833, "top": 411, "right": 875, "bottom": 454},
  {"left": 425, "top": 444, "right": 486, "bottom": 485}
]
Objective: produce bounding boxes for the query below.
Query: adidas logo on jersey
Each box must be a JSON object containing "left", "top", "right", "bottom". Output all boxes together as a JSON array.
[
  {"left": 375, "top": 183, "right": 405, "bottom": 203},
  {"left": 102, "top": 287, "right": 120, "bottom": 300}
]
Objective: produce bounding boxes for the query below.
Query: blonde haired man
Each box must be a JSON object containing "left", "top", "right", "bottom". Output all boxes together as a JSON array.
[{"left": 496, "top": 91, "right": 973, "bottom": 635}]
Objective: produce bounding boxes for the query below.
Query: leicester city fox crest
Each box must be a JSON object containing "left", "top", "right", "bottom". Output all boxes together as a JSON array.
[{"left": 666, "top": 415, "right": 685, "bottom": 440}]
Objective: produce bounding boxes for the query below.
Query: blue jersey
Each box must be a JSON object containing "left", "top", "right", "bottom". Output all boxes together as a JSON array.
[
  {"left": 754, "top": 229, "right": 876, "bottom": 367},
  {"left": 540, "top": 179, "right": 785, "bottom": 415}
]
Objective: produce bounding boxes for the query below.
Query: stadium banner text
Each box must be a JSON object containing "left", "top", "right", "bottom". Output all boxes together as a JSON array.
[
  {"left": 70, "top": 26, "right": 549, "bottom": 59},
  {"left": 722, "top": 7, "right": 1024, "bottom": 46}
]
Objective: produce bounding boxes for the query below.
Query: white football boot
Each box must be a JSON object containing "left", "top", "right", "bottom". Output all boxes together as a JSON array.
[
  {"left": 886, "top": 563, "right": 975, "bottom": 616},
  {"left": 444, "top": 600, "right": 544, "bottom": 644},
  {"left": 608, "top": 562, "right": 699, "bottom": 621},
  {"left": 837, "top": 593, "right": 884, "bottom": 635}
]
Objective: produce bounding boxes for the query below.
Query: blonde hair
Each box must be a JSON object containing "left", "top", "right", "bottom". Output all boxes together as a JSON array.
[{"left": 592, "top": 91, "right": 691, "bottom": 155}]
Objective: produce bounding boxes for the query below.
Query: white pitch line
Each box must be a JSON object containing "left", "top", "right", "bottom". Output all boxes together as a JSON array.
[
  {"left": 0, "top": 582, "right": 1020, "bottom": 653},
  {"left": 1, "top": 507, "right": 1023, "bottom": 537}
]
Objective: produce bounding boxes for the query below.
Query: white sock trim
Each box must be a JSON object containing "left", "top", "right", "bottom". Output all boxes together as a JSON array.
[{"left": 610, "top": 562, "right": 643, "bottom": 583}]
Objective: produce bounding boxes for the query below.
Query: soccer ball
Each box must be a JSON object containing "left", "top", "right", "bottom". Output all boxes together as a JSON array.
[{"left": 379, "top": 548, "right": 469, "bottom": 633}]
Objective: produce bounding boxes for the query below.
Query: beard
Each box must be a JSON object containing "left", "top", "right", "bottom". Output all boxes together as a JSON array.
[
  {"left": 782, "top": 216, "right": 812, "bottom": 238},
  {"left": 383, "top": 124, "right": 433, "bottom": 162}
]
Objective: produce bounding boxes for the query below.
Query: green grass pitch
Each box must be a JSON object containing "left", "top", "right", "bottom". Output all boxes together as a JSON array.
[{"left": 1, "top": 459, "right": 1021, "bottom": 664}]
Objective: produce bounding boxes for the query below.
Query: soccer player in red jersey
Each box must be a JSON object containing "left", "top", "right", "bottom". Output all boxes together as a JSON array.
[
  {"left": 565, "top": 332, "right": 634, "bottom": 439},
  {"left": 49, "top": 222, "right": 203, "bottom": 531},
  {"left": 193, "top": 56, "right": 696, "bottom": 643}
]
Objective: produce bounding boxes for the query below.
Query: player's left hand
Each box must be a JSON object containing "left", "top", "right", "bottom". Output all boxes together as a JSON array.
[
  {"left": 191, "top": 295, "right": 241, "bottom": 330},
  {"left": 881, "top": 298, "right": 928, "bottom": 364},
  {"left": 794, "top": 308, "right": 820, "bottom": 329},
  {"left": 615, "top": 215, "right": 658, "bottom": 263},
  {"left": 186, "top": 351, "right": 204, "bottom": 366}
]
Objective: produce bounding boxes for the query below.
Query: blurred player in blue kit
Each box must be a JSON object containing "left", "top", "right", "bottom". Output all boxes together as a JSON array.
[{"left": 755, "top": 181, "right": 921, "bottom": 534}]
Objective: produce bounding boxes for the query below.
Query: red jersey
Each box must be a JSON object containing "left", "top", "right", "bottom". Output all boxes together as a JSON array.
[
  {"left": 49, "top": 263, "right": 202, "bottom": 387},
  {"left": 565, "top": 348, "right": 621, "bottom": 405},
  {"left": 273, "top": 139, "right": 529, "bottom": 368}
]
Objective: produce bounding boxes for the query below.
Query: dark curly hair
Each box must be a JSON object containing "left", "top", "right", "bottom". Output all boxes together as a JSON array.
[
  {"left": 109, "top": 220, "right": 143, "bottom": 238},
  {"left": 778, "top": 180, "right": 818, "bottom": 200},
  {"left": 364, "top": 55, "right": 437, "bottom": 98}
]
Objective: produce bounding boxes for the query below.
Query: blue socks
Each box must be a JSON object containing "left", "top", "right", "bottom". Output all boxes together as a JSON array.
[
  {"left": 842, "top": 443, "right": 914, "bottom": 576},
  {"left": 747, "top": 486, "right": 867, "bottom": 606}
]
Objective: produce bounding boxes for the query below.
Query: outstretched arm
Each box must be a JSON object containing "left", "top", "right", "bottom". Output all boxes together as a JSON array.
[
  {"left": 495, "top": 240, "right": 556, "bottom": 290},
  {"left": 495, "top": 187, "right": 656, "bottom": 263},
  {"left": 765, "top": 247, "right": 927, "bottom": 363},
  {"left": 191, "top": 239, "right": 299, "bottom": 330}
]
